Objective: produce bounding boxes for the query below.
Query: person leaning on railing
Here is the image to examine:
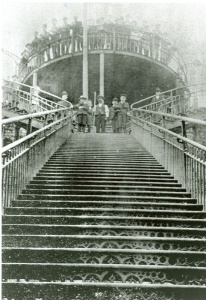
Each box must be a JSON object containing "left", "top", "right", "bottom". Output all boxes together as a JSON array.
[
  {"left": 39, "top": 24, "right": 51, "bottom": 63},
  {"left": 50, "top": 18, "right": 61, "bottom": 58},
  {"left": 60, "top": 17, "right": 72, "bottom": 55}
]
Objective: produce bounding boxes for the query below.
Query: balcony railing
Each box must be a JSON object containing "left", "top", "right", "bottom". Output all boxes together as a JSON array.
[{"left": 19, "top": 30, "right": 187, "bottom": 83}]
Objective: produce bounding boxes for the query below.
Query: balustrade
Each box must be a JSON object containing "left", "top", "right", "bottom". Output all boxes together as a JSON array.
[
  {"left": 131, "top": 83, "right": 206, "bottom": 207},
  {"left": 2, "top": 108, "right": 75, "bottom": 209},
  {"left": 2, "top": 80, "right": 71, "bottom": 114},
  {"left": 19, "top": 30, "right": 187, "bottom": 83}
]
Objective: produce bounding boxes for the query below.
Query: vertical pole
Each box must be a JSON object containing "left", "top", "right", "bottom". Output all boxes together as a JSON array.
[
  {"left": 83, "top": 3, "right": 88, "bottom": 98},
  {"left": 33, "top": 70, "right": 38, "bottom": 87},
  {"left": 100, "top": 52, "right": 104, "bottom": 96},
  {"left": 181, "top": 120, "right": 187, "bottom": 188}
]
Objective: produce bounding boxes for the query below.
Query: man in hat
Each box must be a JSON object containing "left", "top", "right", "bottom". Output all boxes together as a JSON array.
[
  {"left": 31, "top": 31, "right": 41, "bottom": 54},
  {"left": 151, "top": 87, "right": 164, "bottom": 103},
  {"left": 93, "top": 95, "right": 109, "bottom": 133},
  {"left": 39, "top": 24, "right": 51, "bottom": 63},
  {"left": 74, "top": 95, "right": 89, "bottom": 133},
  {"left": 117, "top": 94, "right": 130, "bottom": 133},
  {"left": 58, "top": 91, "right": 72, "bottom": 108},
  {"left": 109, "top": 97, "right": 120, "bottom": 133},
  {"left": 60, "top": 17, "right": 72, "bottom": 55},
  {"left": 50, "top": 18, "right": 61, "bottom": 58}
]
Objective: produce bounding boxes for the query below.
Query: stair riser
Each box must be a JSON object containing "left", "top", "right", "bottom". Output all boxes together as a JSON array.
[
  {"left": 3, "top": 225, "right": 206, "bottom": 239},
  {"left": 2, "top": 264, "right": 206, "bottom": 286},
  {"left": 25, "top": 185, "right": 186, "bottom": 192},
  {"left": 21, "top": 190, "right": 190, "bottom": 197},
  {"left": 2, "top": 284, "right": 206, "bottom": 300},
  {"left": 3, "top": 216, "right": 206, "bottom": 228},
  {"left": 12, "top": 201, "right": 201, "bottom": 211},
  {"left": 5, "top": 208, "right": 205, "bottom": 219},
  {"left": 3, "top": 249, "right": 206, "bottom": 267},
  {"left": 16, "top": 196, "right": 197, "bottom": 204},
  {"left": 28, "top": 181, "right": 182, "bottom": 188},
  {"left": 32, "top": 177, "right": 178, "bottom": 182}
]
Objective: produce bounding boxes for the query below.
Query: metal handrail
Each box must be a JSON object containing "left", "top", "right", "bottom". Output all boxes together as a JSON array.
[
  {"left": 2, "top": 107, "right": 68, "bottom": 125},
  {"left": 130, "top": 82, "right": 206, "bottom": 208},
  {"left": 131, "top": 83, "right": 206, "bottom": 110},
  {"left": 2, "top": 106, "right": 76, "bottom": 209},
  {"left": 134, "top": 109, "right": 206, "bottom": 126},
  {"left": 132, "top": 114, "right": 206, "bottom": 152},
  {"left": 3, "top": 79, "right": 72, "bottom": 108}
]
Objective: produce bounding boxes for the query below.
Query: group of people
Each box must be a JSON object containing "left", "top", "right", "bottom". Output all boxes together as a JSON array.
[
  {"left": 60, "top": 92, "right": 130, "bottom": 133},
  {"left": 20, "top": 15, "right": 176, "bottom": 74}
]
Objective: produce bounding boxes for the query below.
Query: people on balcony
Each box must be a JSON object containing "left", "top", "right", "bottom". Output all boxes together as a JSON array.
[
  {"left": 39, "top": 24, "right": 51, "bottom": 63},
  {"left": 31, "top": 31, "right": 41, "bottom": 54},
  {"left": 141, "top": 21, "right": 151, "bottom": 57},
  {"left": 50, "top": 18, "right": 61, "bottom": 58},
  {"left": 93, "top": 95, "right": 109, "bottom": 133},
  {"left": 73, "top": 16, "right": 83, "bottom": 52},
  {"left": 60, "top": 17, "right": 72, "bottom": 55}
]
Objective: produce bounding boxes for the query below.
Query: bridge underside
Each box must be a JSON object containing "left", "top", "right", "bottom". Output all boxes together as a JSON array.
[{"left": 25, "top": 54, "right": 177, "bottom": 105}]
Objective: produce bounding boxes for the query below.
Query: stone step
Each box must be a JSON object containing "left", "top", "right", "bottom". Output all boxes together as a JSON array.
[
  {"left": 2, "top": 263, "right": 206, "bottom": 287},
  {"left": 5, "top": 207, "right": 206, "bottom": 219},
  {"left": 29, "top": 180, "right": 182, "bottom": 188},
  {"left": 3, "top": 215, "right": 206, "bottom": 228},
  {"left": 20, "top": 189, "right": 191, "bottom": 197},
  {"left": 12, "top": 200, "right": 201, "bottom": 211},
  {"left": 3, "top": 224, "right": 206, "bottom": 239},
  {"left": 42, "top": 165, "right": 166, "bottom": 170},
  {"left": 37, "top": 170, "right": 173, "bottom": 177},
  {"left": 46, "top": 160, "right": 160, "bottom": 166},
  {"left": 26, "top": 184, "right": 186, "bottom": 192},
  {"left": 2, "top": 282, "right": 206, "bottom": 300},
  {"left": 3, "top": 248, "right": 206, "bottom": 267},
  {"left": 33, "top": 176, "right": 178, "bottom": 182},
  {"left": 17, "top": 194, "right": 197, "bottom": 204}
]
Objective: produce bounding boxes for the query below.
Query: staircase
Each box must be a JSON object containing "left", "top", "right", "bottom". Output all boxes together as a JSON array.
[{"left": 2, "top": 134, "right": 206, "bottom": 300}]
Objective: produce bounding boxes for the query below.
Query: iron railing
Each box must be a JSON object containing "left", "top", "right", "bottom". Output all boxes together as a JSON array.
[
  {"left": 131, "top": 83, "right": 206, "bottom": 121},
  {"left": 130, "top": 108, "right": 206, "bottom": 209},
  {"left": 2, "top": 80, "right": 72, "bottom": 113},
  {"left": 2, "top": 108, "right": 75, "bottom": 210},
  {"left": 19, "top": 30, "right": 187, "bottom": 83}
]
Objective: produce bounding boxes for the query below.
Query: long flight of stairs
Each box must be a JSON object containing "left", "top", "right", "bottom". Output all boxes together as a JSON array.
[{"left": 2, "top": 134, "right": 206, "bottom": 300}]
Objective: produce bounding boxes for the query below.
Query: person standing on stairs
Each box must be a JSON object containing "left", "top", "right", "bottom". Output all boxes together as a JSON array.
[
  {"left": 74, "top": 95, "right": 89, "bottom": 133},
  {"left": 117, "top": 94, "right": 130, "bottom": 133},
  {"left": 93, "top": 95, "right": 109, "bottom": 133},
  {"left": 109, "top": 97, "right": 121, "bottom": 133},
  {"left": 85, "top": 99, "right": 93, "bottom": 133}
]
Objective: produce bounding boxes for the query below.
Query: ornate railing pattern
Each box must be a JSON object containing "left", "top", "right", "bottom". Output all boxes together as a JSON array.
[
  {"left": 130, "top": 84, "right": 206, "bottom": 208},
  {"left": 19, "top": 30, "right": 187, "bottom": 83},
  {"left": 2, "top": 80, "right": 72, "bottom": 113},
  {"left": 2, "top": 108, "right": 75, "bottom": 209}
]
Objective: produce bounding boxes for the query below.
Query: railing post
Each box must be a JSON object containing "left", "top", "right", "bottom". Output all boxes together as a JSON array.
[
  {"left": 170, "top": 90, "right": 174, "bottom": 114},
  {"left": 181, "top": 120, "right": 187, "bottom": 188},
  {"left": 113, "top": 28, "right": 116, "bottom": 52}
]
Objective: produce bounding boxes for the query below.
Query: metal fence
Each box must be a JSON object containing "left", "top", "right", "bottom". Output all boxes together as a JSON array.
[
  {"left": 2, "top": 80, "right": 72, "bottom": 113},
  {"left": 130, "top": 109, "right": 206, "bottom": 209},
  {"left": 2, "top": 108, "right": 75, "bottom": 210}
]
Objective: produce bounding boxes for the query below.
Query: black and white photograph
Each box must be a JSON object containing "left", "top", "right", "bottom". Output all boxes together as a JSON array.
[{"left": 1, "top": 1, "right": 206, "bottom": 299}]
